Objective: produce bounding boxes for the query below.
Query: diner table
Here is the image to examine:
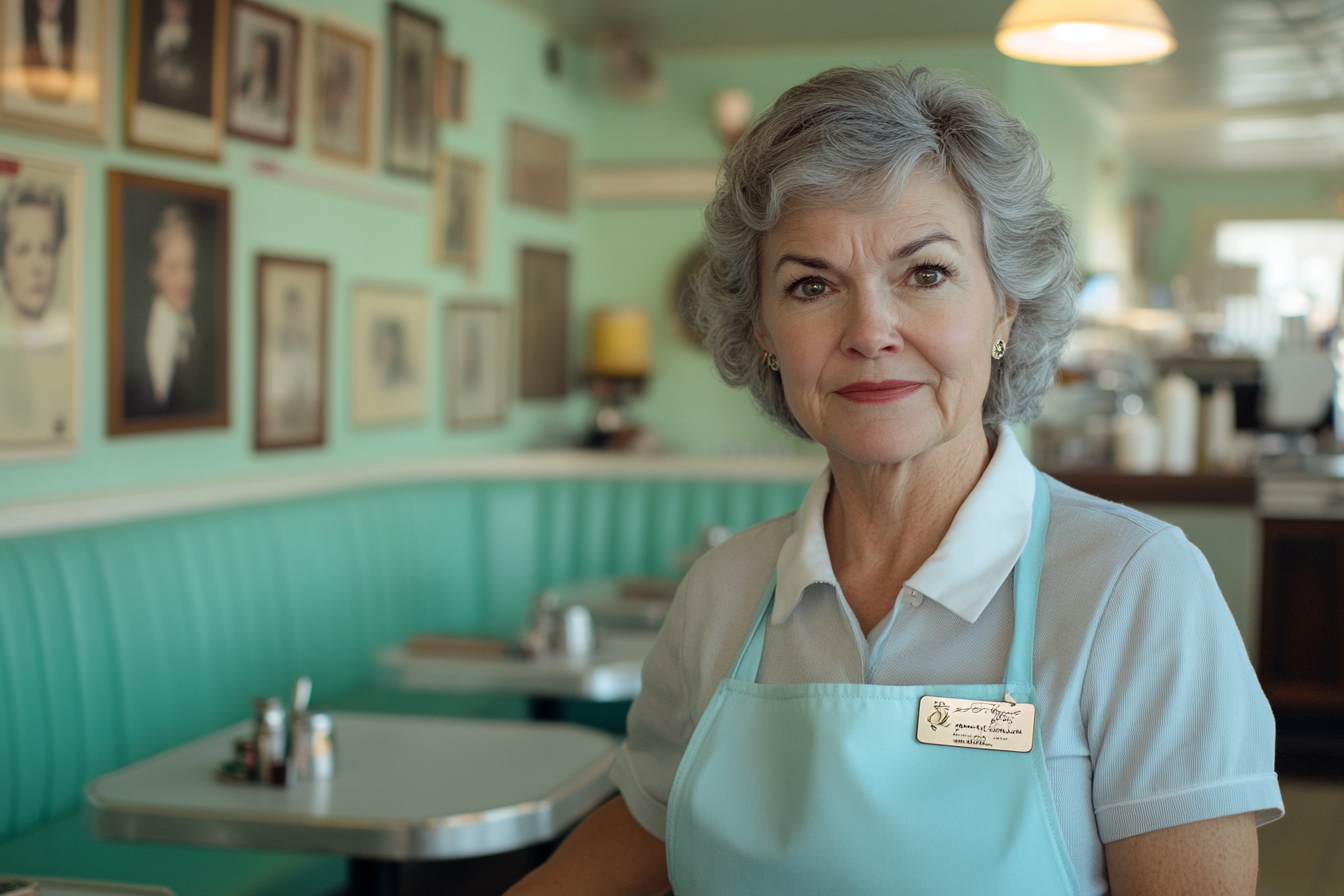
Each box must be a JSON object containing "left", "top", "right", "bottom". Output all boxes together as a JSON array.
[
  {"left": 376, "top": 577, "right": 671, "bottom": 718},
  {"left": 375, "top": 629, "right": 656, "bottom": 705},
  {"left": 83, "top": 713, "right": 618, "bottom": 896}
]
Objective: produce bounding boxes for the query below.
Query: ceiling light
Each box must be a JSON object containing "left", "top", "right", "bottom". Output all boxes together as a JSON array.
[{"left": 996, "top": 0, "right": 1176, "bottom": 66}]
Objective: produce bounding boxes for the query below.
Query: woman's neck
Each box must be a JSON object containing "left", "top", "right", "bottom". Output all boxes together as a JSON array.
[{"left": 823, "top": 423, "right": 993, "bottom": 634}]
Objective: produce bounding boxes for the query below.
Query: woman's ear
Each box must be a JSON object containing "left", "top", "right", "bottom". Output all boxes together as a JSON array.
[
  {"left": 996, "top": 297, "right": 1019, "bottom": 341},
  {"left": 753, "top": 320, "right": 774, "bottom": 355}
]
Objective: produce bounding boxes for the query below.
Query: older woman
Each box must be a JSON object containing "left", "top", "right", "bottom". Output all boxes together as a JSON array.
[{"left": 508, "top": 65, "right": 1281, "bottom": 896}]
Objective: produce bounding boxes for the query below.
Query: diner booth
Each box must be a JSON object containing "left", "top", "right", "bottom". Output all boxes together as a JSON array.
[{"left": 3, "top": 0, "right": 1341, "bottom": 892}]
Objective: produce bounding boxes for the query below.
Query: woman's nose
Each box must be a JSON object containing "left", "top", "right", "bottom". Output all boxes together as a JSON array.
[{"left": 841, "top": 284, "right": 902, "bottom": 359}]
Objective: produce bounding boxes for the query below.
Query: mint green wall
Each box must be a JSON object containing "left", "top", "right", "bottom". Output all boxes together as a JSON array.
[
  {"left": 1, "top": 0, "right": 592, "bottom": 506},
  {"left": 1135, "top": 168, "right": 1344, "bottom": 287},
  {"left": 1, "top": 15, "right": 1143, "bottom": 503},
  {"left": 577, "top": 43, "right": 1127, "bottom": 454}
]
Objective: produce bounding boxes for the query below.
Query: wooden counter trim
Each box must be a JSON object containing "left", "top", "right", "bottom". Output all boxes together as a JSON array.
[{"left": 1047, "top": 470, "right": 1257, "bottom": 506}]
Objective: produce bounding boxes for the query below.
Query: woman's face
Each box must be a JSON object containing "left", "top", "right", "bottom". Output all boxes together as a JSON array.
[
  {"left": 755, "top": 172, "right": 1016, "bottom": 468},
  {"left": 2, "top": 204, "right": 59, "bottom": 319},
  {"left": 149, "top": 230, "right": 196, "bottom": 314}
]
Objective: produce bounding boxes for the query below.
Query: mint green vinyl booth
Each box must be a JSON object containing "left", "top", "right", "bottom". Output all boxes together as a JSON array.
[{"left": 0, "top": 473, "right": 809, "bottom": 895}]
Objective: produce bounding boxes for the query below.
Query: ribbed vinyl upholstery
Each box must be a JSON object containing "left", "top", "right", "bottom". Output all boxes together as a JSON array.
[{"left": 0, "top": 475, "right": 808, "bottom": 845}]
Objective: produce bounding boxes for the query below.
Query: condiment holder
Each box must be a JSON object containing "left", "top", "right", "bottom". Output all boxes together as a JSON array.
[
  {"left": 217, "top": 676, "right": 334, "bottom": 786},
  {"left": 520, "top": 591, "right": 600, "bottom": 659}
]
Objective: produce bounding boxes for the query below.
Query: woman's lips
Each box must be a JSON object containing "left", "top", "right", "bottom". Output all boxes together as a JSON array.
[{"left": 834, "top": 380, "right": 922, "bottom": 403}]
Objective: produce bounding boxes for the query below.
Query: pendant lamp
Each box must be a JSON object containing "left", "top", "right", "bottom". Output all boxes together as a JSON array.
[{"left": 996, "top": 0, "right": 1176, "bottom": 65}]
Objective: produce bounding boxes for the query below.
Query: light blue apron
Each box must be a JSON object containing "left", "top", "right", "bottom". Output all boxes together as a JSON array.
[{"left": 666, "top": 471, "right": 1081, "bottom": 896}]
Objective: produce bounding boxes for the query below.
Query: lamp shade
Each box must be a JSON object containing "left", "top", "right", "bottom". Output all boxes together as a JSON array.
[
  {"left": 590, "top": 306, "right": 650, "bottom": 377},
  {"left": 996, "top": 0, "right": 1175, "bottom": 65}
]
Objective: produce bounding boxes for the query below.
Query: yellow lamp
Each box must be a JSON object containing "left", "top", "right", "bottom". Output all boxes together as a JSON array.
[
  {"left": 590, "top": 306, "right": 651, "bottom": 378},
  {"left": 996, "top": 0, "right": 1176, "bottom": 66}
]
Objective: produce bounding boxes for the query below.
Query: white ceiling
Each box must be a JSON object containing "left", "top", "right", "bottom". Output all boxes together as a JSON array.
[{"left": 500, "top": 0, "right": 1344, "bottom": 173}]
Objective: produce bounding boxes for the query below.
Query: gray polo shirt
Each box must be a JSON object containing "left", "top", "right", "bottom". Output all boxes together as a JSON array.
[{"left": 612, "top": 430, "right": 1282, "bottom": 895}]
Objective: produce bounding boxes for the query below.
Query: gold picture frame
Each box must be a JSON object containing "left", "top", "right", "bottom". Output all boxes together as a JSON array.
[
  {"left": 312, "top": 20, "right": 373, "bottom": 168},
  {"left": 431, "top": 152, "right": 484, "bottom": 271},
  {"left": 106, "top": 170, "right": 231, "bottom": 436},
  {"left": 254, "top": 254, "right": 328, "bottom": 451},
  {"left": 0, "top": 0, "right": 109, "bottom": 142},
  {"left": 0, "top": 150, "right": 83, "bottom": 459},
  {"left": 123, "top": 0, "right": 229, "bottom": 161},
  {"left": 446, "top": 301, "right": 510, "bottom": 429},
  {"left": 225, "top": 0, "right": 301, "bottom": 147},
  {"left": 350, "top": 283, "right": 428, "bottom": 427}
]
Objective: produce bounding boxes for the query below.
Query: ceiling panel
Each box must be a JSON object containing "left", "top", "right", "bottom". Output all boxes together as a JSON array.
[{"left": 498, "top": 0, "right": 1344, "bottom": 172}]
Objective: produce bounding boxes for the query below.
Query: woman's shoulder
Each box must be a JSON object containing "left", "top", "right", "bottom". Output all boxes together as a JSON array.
[
  {"left": 680, "top": 511, "right": 797, "bottom": 603},
  {"left": 1042, "top": 473, "right": 1175, "bottom": 546}
]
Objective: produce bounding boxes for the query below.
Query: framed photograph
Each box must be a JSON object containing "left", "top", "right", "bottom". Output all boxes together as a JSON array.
[
  {"left": 0, "top": 151, "right": 82, "bottom": 458},
  {"left": 123, "top": 0, "right": 228, "bottom": 160},
  {"left": 226, "top": 0, "right": 299, "bottom": 146},
  {"left": 508, "top": 121, "right": 571, "bottom": 214},
  {"left": 107, "top": 170, "right": 230, "bottom": 436},
  {"left": 255, "top": 254, "right": 326, "bottom": 451},
  {"left": 386, "top": 3, "right": 440, "bottom": 178},
  {"left": 351, "top": 283, "right": 427, "bottom": 427},
  {"left": 445, "top": 302, "right": 509, "bottom": 429},
  {"left": 431, "top": 153, "right": 483, "bottom": 270},
  {"left": 434, "top": 50, "right": 468, "bottom": 124},
  {"left": 312, "top": 20, "right": 372, "bottom": 167},
  {"left": 0, "top": 0, "right": 108, "bottom": 141},
  {"left": 518, "top": 247, "right": 568, "bottom": 399}
]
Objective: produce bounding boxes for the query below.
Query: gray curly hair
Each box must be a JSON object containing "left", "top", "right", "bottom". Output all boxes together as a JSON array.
[{"left": 685, "top": 64, "right": 1078, "bottom": 439}]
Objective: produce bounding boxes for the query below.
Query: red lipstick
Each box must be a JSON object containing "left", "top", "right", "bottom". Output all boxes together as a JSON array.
[{"left": 835, "top": 380, "right": 922, "bottom": 403}]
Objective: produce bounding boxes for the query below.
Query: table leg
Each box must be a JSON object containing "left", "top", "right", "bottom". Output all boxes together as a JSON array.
[{"left": 348, "top": 858, "right": 402, "bottom": 896}]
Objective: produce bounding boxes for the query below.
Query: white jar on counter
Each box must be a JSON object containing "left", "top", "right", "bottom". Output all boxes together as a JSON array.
[{"left": 1154, "top": 373, "right": 1199, "bottom": 474}]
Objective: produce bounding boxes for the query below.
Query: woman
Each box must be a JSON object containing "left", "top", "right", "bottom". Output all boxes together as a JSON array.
[{"left": 508, "top": 65, "right": 1281, "bottom": 896}]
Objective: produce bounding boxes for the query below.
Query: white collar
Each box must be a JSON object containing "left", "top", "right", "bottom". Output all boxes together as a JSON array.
[{"left": 772, "top": 425, "right": 1036, "bottom": 625}]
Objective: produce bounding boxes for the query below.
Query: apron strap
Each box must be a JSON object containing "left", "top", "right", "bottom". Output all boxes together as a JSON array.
[
  {"left": 729, "top": 573, "right": 775, "bottom": 683},
  {"left": 1003, "top": 470, "right": 1051, "bottom": 693}
]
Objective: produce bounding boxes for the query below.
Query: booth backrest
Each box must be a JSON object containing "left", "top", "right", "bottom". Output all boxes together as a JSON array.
[{"left": 0, "top": 475, "right": 808, "bottom": 841}]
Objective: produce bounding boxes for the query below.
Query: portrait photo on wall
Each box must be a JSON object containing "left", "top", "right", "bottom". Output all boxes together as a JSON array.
[
  {"left": 508, "top": 121, "right": 571, "bottom": 214},
  {"left": 385, "top": 3, "right": 440, "bottom": 179},
  {"left": 312, "top": 20, "right": 372, "bottom": 167},
  {"left": 107, "top": 171, "right": 229, "bottom": 436},
  {"left": 255, "top": 254, "right": 326, "bottom": 451},
  {"left": 445, "top": 301, "right": 509, "bottom": 429},
  {"left": 433, "top": 51, "right": 468, "bottom": 125},
  {"left": 225, "top": 0, "right": 298, "bottom": 146},
  {"left": 0, "top": 152, "right": 81, "bottom": 458},
  {"left": 431, "top": 153, "right": 483, "bottom": 271},
  {"left": 351, "top": 283, "right": 427, "bottom": 427},
  {"left": 0, "top": 0, "right": 108, "bottom": 140},
  {"left": 518, "top": 246, "right": 568, "bottom": 399},
  {"left": 123, "top": 0, "right": 227, "bottom": 160}
]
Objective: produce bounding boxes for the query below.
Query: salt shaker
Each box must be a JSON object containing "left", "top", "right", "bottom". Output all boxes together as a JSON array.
[
  {"left": 289, "top": 711, "right": 335, "bottom": 782},
  {"left": 252, "top": 697, "right": 287, "bottom": 786}
]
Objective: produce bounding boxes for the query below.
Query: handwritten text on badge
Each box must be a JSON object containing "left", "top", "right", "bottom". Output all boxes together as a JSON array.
[{"left": 916, "top": 695, "right": 1035, "bottom": 753}]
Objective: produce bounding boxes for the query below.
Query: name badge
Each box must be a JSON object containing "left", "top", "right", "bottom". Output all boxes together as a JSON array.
[{"left": 916, "top": 695, "right": 1035, "bottom": 753}]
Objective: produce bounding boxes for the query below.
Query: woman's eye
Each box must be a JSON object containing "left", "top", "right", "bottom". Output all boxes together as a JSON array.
[
  {"left": 793, "top": 278, "right": 827, "bottom": 298},
  {"left": 912, "top": 267, "right": 945, "bottom": 287}
]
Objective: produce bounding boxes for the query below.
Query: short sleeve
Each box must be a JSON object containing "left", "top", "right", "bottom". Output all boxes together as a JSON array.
[
  {"left": 610, "top": 570, "right": 697, "bottom": 841},
  {"left": 1082, "top": 525, "right": 1283, "bottom": 843}
]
